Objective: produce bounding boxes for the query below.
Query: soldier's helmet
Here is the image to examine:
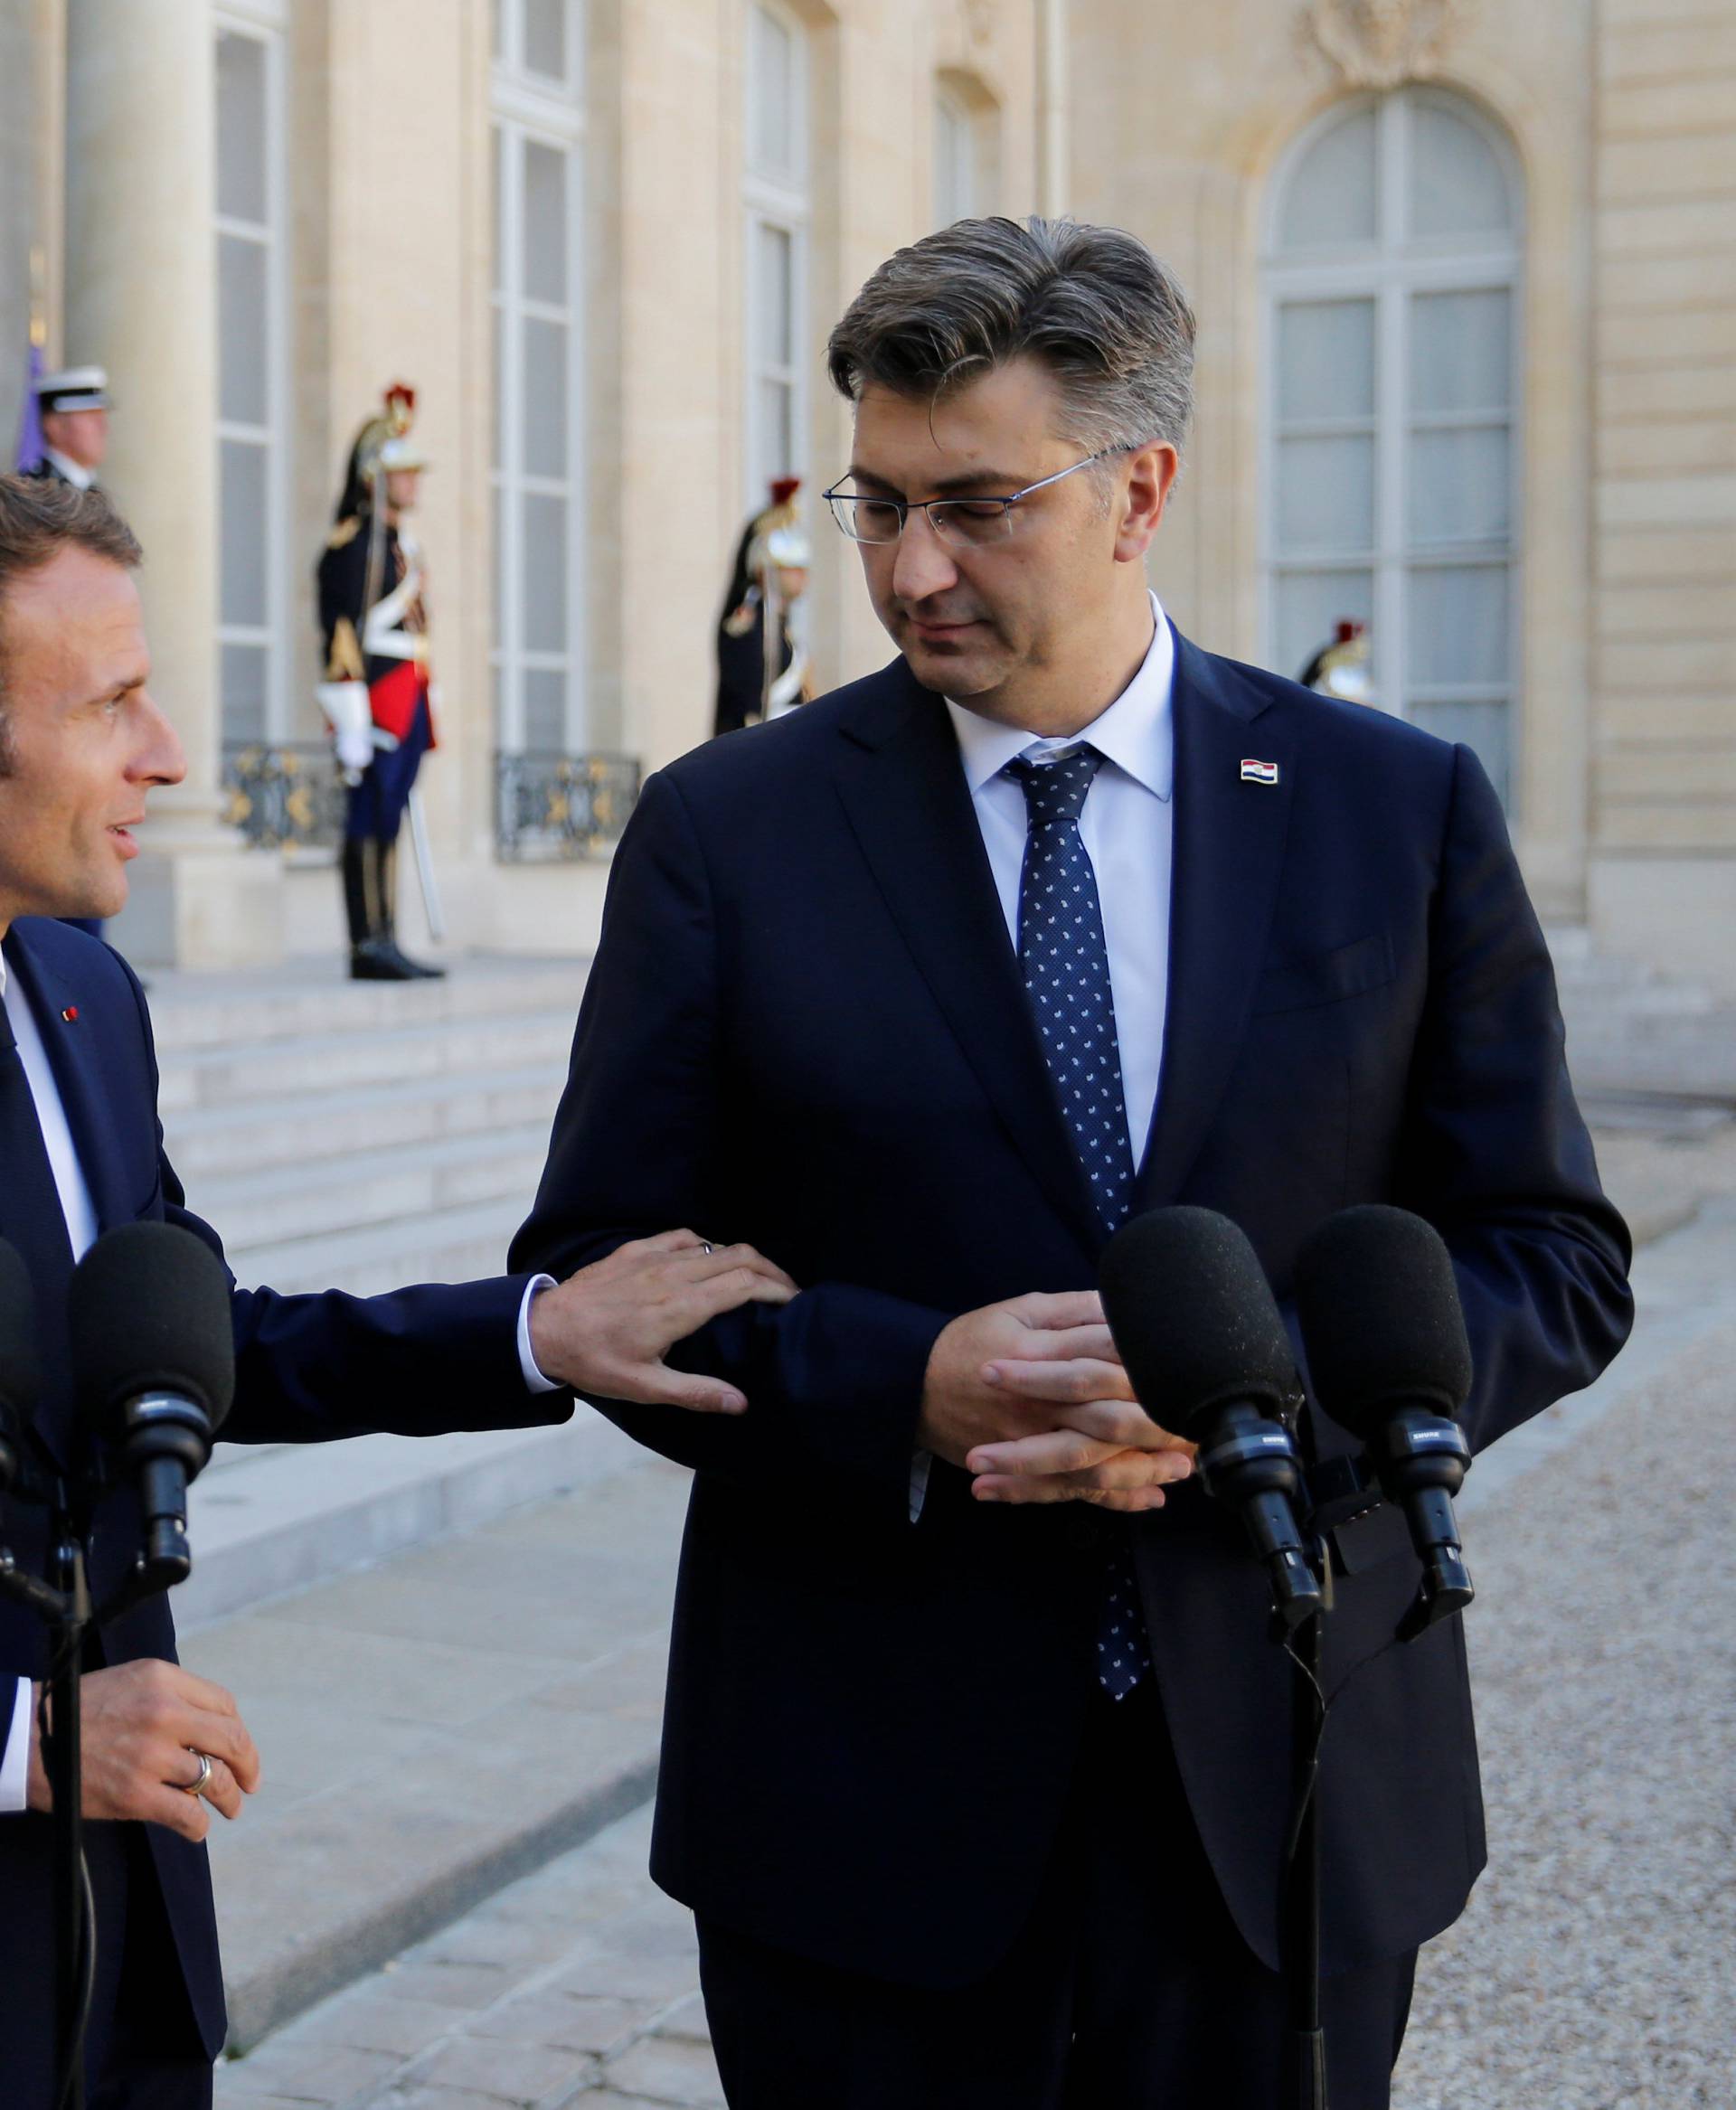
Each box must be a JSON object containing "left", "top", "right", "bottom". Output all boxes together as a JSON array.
[{"left": 333, "top": 382, "right": 427, "bottom": 521}]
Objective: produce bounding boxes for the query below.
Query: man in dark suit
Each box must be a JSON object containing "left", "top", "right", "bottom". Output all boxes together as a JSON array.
[
  {"left": 0, "top": 473, "right": 793, "bottom": 2110},
  {"left": 513, "top": 218, "right": 1632, "bottom": 2107}
]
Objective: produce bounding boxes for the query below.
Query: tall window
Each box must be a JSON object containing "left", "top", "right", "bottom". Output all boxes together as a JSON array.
[
  {"left": 492, "top": 0, "right": 586, "bottom": 754},
  {"left": 743, "top": 3, "right": 808, "bottom": 508},
  {"left": 213, "top": 5, "right": 288, "bottom": 747},
  {"left": 933, "top": 83, "right": 981, "bottom": 227},
  {"left": 1263, "top": 90, "right": 1523, "bottom": 803}
]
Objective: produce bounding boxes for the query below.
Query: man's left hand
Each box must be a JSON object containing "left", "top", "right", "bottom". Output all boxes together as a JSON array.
[{"left": 966, "top": 1330, "right": 1196, "bottom": 1510}]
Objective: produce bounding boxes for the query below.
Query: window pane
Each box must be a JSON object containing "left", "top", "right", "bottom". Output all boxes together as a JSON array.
[
  {"left": 522, "top": 491, "right": 569, "bottom": 653},
  {"left": 522, "top": 316, "right": 570, "bottom": 474},
  {"left": 1276, "top": 434, "right": 1374, "bottom": 554},
  {"left": 215, "top": 31, "right": 268, "bottom": 225},
  {"left": 1407, "top": 565, "right": 1508, "bottom": 687},
  {"left": 1409, "top": 100, "right": 1512, "bottom": 240},
  {"left": 221, "top": 641, "right": 269, "bottom": 746},
  {"left": 1273, "top": 570, "right": 1375, "bottom": 691},
  {"left": 1410, "top": 289, "right": 1511, "bottom": 415},
  {"left": 492, "top": 306, "right": 506, "bottom": 472},
  {"left": 522, "top": 139, "right": 568, "bottom": 306},
  {"left": 756, "top": 221, "right": 793, "bottom": 368},
  {"left": 491, "top": 124, "right": 505, "bottom": 298},
  {"left": 220, "top": 438, "right": 269, "bottom": 627},
  {"left": 218, "top": 234, "right": 269, "bottom": 427},
  {"left": 750, "top": 6, "right": 796, "bottom": 176},
  {"left": 1277, "top": 299, "right": 1375, "bottom": 422},
  {"left": 523, "top": 667, "right": 566, "bottom": 751},
  {"left": 1410, "top": 699, "right": 1509, "bottom": 805},
  {"left": 523, "top": 0, "right": 568, "bottom": 82},
  {"left": 935, "top": 98, "right": 974, "bottom": 226},
  {"left": 1277, "top": 106, "right": 1377, "bottom": 250},
  {"left": 491, "top": 483, "right": 505, "bottom": 652},
  {"left": 1409, "top": 426, "right": 1510, "bottom": 544},
  {"left": 757, "top": 376, "right": 795, "bottom": 489}
]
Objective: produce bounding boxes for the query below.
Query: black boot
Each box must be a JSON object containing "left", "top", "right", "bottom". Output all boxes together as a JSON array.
[
  {"left": 376, "top": 834, "right": 446, "bottom": 979},
  {"left": 347, "top": 837, "right": 416, "bottom": 981}
]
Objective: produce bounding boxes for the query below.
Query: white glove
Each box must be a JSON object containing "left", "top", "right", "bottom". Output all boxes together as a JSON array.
[
  {"left": 335, "top": 721, "right": 374, "bottom": 775},
  {"left": 316, "top": 682, "right": 375, "bottom": 777}
]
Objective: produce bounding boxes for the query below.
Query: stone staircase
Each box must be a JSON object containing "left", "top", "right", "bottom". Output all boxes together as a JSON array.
[{"left": 141, "top": 954, "right": 652, "bottom": 1631}]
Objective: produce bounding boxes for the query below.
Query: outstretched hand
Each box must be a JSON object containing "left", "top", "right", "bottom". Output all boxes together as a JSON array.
[{"left": 530, "top": 1229, "right": 797, "bottom": 1413}]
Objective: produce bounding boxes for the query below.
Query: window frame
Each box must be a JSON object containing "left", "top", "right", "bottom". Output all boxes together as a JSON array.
[
  {"left": 490, "top": 0, "right": 589, "bottom": 756},
  {"left": 742, "top": 0, "right": 810, "bottom": 513},
  {"left": 212, "top": 0, "right": 290, "bottom": 747},
  {"left": 1260, "top": 89, "right": 1526, "bottom": 803}
]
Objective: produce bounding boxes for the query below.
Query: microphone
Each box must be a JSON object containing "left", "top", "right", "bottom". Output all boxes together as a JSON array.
[
  {"left": 1294, "top": 1206, "right": 1475, "bottom": 1641},
  {"left": 69, "top": 1223, "right": 234, "bottom": 1590},
  {"left": 1101, "top": 1207, "right": 1322, "bottom": 1633},
  {"left": 0, "top": 1239, "right": 41, "bottom": 1502}
]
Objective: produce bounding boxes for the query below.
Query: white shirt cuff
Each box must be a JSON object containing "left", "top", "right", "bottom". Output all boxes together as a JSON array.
[
  {"left": 909, "top": 1450, "right": 933, "bottom": 1523},
  {"left": 0, "top": 1678, "right": 32, "bottom": 1813},
  {"left": 517, "top": 1275, "right": 561, "bottom": 1393}
]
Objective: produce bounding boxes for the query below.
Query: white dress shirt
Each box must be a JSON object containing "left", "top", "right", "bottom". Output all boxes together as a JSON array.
[
  {"left": 0, "top": 949, "right": 555, "bottom": 1810},
  {"left": 910, "top": 592, "right": 1178, "bottom": 1518}
]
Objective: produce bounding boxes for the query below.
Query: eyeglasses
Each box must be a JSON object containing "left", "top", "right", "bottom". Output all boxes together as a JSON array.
[{"left": 822, "top": 446, "right": 1134, "bottom": 549}]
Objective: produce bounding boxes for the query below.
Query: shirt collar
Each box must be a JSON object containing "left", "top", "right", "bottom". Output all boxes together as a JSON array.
[
  {"left": 42, "top": 448, "right": 94, "bottom": 491},
  {"left": 944, "top": 590, "right": 1175, "bottom": 803}
]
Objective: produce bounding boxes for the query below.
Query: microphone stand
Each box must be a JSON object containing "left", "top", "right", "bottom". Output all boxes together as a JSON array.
[
  {"left": 0, "top": 1454, "right": 97, "bottom": 2110},
  {"left": 1282, "top": 1530, "right": 1332, "bottom": 2110}
]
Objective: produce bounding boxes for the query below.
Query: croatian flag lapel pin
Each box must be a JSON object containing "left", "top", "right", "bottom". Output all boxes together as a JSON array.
[{"left": 1240, "top": 758, "right": 1280, "bottom": 786}]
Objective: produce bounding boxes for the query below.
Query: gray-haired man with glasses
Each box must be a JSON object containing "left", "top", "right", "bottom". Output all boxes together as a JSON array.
[{"left": 514, "top": 216, "right": 1628, "bottom": 2108}]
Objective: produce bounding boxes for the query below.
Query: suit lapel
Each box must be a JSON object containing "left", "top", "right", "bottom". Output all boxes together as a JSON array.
[
  {"left": 4, "top": 925, "right": 136, "bottom": 1237},
  {"left": 833, "top": 664, "right": 1105, "bottom": 1254},
  {"left": 1135, "top": 635, "right": 1297, "bottom": 1209}
]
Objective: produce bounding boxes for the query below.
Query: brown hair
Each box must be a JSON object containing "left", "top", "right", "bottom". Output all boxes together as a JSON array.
[
  {"left": 0, "top": 474, "right": 143, "bottom": 770},
  {"left": 826, "top": 216, "right": 1197, "bottom": 466}
]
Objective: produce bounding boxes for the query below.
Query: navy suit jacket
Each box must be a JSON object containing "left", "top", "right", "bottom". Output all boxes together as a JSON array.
[
  {"left": 513, "top": 633, "right": 1632, "bottom": 1988},
  {"left": 0, "top": 918, "right": 570, "bottom": 2086}
]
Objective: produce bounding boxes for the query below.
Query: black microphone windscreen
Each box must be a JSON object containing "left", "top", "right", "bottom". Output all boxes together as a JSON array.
[
  {"left": 0, "top": 1239, "right": 42, "bottom": 1420},
  {"left": 1294, "top": 1206, "right": 1472, "bottom": 1439},
  {"left": 69, "top": 1223, "right": 235, "bottom": 1436},
  {"left": 1099, "top": 1207, "right": 1296, "bottom": 1437}
]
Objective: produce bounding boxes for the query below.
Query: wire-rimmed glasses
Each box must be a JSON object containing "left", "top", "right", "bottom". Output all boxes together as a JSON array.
[{"left": 822, "top": 447, "right": 1132, "bottom": 549}]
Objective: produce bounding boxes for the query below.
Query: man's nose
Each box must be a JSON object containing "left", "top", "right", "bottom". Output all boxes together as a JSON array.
[
  {"left": 891, "top": 507, "right": 959, "bottom": 604},
  {"left": 131, "top": 691, "right": 187, "bottom": 788}
]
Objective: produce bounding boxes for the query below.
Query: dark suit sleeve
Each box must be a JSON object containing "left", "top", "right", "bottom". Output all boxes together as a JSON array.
[
  {"left": 1396, "top": 744, "right": 1634, "bottom": 1452},
  {"left": 510, "top": 771, "right": 950, "bottom": 1514},
  {"left": 118, "top": 965, "right": 572, "bottom": 1447}
]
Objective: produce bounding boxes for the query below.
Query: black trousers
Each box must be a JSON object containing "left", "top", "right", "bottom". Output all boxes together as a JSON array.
[
  {"left": 698, "top": 1680, "right": 1415, "bottom": 2110},
  {"left": 82, "top": 1825, "right": 212, "bottom": 2110}
]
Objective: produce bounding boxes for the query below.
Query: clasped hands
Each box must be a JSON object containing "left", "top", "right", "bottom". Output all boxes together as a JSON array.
[{"left": 920, "top": 1291, "right": 1194, "bottom": 1512}]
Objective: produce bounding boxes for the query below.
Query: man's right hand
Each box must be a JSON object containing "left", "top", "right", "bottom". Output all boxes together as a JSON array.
[
  {"left": 919, "top": 1291, "right": 1194, "bottom": 1512},
  {"left": 25, "top": 1661, "right": 260, "bottom": 1844}
]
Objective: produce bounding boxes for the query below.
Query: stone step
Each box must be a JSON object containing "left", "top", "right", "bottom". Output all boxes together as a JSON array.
[
  {"left": 230, "top": 1199, "right": 525, "bottom": 1298},
  {"left": 164, "top": 1061, "right": 568, "bottom": 1182},
  {"left": 193, "top": 1124, "right": 552, "bottom": 1255},
  {"left": 185, "top": 1454, "right": 691, "bottom": 2051},
  {"left": 183, "top": 1413, "right": 643, "bottom": 1634},
  {"left": 156, "top": 1010, "right": 580, "bottom": 1116},
  {"left": 144, "top": 954, "right": 590, "bottom": 1056}
]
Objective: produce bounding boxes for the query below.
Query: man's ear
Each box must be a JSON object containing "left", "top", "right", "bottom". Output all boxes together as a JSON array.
[{"left": 1114, "top": 442, "right": 1180, "bottom": 564}]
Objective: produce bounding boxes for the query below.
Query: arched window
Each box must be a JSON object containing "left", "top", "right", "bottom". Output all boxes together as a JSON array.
[{"left": 1263, "top": 89, "right": 1523, "bottom": 803}]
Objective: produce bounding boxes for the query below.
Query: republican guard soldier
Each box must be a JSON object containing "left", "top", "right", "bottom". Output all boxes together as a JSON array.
[
  {"left": 316, "top": 384, "right": 445, "bottom": 981},
  {"left": 713, "top": 476, "right": 813, "bottom": 736}
]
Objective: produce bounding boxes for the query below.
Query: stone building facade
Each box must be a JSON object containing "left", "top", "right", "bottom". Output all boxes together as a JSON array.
[{"left": 2, "top": 0, "right": 1731, "bottom": 986}]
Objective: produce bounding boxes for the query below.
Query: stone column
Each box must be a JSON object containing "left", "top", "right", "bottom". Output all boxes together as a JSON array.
[{"left": 65, "top": 0, "right": 282, "bottom": 967}]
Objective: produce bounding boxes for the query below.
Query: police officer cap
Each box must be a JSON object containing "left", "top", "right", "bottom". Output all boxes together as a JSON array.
[{"left": 35, "top": 365, "right": 110, "bottom": 414}]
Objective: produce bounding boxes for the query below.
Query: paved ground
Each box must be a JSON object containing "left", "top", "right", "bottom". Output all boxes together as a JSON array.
[{"left": 212, "top": 1121, "right": 1736, "bottom": 2108}]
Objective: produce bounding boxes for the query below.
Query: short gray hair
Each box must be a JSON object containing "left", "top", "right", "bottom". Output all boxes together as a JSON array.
[{"left": 826, "top": 216, "right": 1196, "bottom": 465}]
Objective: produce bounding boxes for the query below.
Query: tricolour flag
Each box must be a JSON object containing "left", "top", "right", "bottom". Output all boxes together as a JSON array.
[{"left": 1240, "top": 758, "right": 1280, "bottom": 786}]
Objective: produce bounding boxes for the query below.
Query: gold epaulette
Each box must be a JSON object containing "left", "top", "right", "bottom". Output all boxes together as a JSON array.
[{"left": 326, "top": 514, "right": 363, "bottom": 551}]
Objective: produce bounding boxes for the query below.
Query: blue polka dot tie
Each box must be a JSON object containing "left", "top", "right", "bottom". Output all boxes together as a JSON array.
[{"left": 1007, "top": 745, "right": 1152, "bottom": 1700}]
